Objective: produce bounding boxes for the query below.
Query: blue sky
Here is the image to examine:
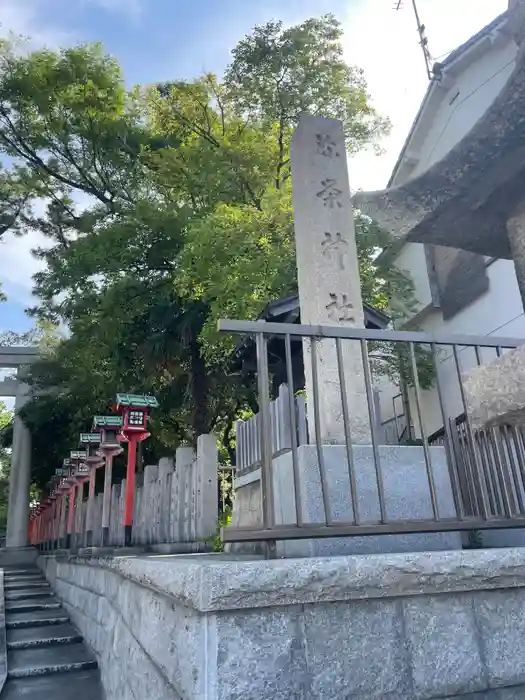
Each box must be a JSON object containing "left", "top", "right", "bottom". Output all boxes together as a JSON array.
[
  {"left": 0, "top": 0, "right": 507, "bottom": 337},
  {"left": 5, "top": 0, "right": 350, "bottom": 85}
]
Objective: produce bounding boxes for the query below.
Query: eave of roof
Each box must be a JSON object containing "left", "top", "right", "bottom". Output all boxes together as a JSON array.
[{"left": 257, "top": 294, "right": 391, "bottom": 329}]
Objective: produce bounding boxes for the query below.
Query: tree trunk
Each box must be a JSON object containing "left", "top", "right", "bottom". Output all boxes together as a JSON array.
[{"left": 189, "top": 332, "right": 211, "bottom": 438}]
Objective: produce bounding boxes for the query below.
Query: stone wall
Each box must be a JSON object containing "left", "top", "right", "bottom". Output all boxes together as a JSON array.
[{"left": 37, "top": 548, "right": 525, "bottom": 700}]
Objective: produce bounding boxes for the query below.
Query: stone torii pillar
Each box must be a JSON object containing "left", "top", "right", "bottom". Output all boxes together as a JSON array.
[
  {"left": 6, "top": 376, "right": 32, "bottom": 548},
  {"left": 0, "top": 346, "right": 39, "bottom": 550}
]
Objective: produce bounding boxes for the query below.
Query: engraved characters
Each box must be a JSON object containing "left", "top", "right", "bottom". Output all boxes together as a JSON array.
[
  {"left": 325, "top": 293, "right": 355, "bottom": 322},
  {"left": 316, "top": 178, "right": 342, "bottom": 208},
  {"left": 321, "top": 232, "right": 348, "bottom": 271},
  {"left": 316, "top": 133, "right": 340, "bottom": 158}
]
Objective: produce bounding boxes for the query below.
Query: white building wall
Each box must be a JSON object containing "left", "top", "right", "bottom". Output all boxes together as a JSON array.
[
  {"left": 376, "top": 30, "right": 522, "bottom": 437},
  {"left": 410, "top": 39, "right": 517, "bottom": 176}
]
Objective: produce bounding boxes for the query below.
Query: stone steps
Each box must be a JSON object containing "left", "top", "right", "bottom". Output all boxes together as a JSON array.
[
  {"left": 2, "top": 566, "right": 104, "bottom": 697},
  {"left": 5, "top": 588, "right": 53, "bottom": 601},
  {"left": 1, "top": 669, "right": 103, "bottom": 700},
  {"left": 7, "top": 643, "right": 97, "bottom": 678},
  {"left": 5, "top": 597, "right": 61, "bottom": 614},
  {"left": 7, "top": 623, "right": 83, "bottom": 650},
  {"left": 6, "top": 608, "right": 70, "bottom": 629},
  {"left": 4, "top": 581, "right": 50, "bottom": 591},
  {"left": 4, "top": 575, "right": 45, "bottom": 584}
]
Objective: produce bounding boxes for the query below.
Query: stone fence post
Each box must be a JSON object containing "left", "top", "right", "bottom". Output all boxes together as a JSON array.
[
  {"left": 158, "top": 458, "right": 174, "bottom": 543},
  {"left": 195, "top": 434, "right": 218, "bottom": 541}
]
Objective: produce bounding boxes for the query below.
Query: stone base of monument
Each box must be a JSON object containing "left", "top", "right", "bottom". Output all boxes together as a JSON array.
[
  {"left": 231, "top": 445, "right": 461, "bottom": 557},
  {"left": 465, "top": 345, "right": 525, "bottom": 430}
]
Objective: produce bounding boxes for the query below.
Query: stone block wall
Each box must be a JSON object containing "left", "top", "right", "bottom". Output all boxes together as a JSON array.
[{"left": 38, "top": 548, "right": 525, "bottom": 700}]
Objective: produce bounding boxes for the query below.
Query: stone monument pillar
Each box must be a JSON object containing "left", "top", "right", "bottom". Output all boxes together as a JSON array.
[
  {"left": 291, "top": 114, "right": 371, "bottom": 443},
  {"left": 6, "top": 377, "right": 32, "bottom": 548}
]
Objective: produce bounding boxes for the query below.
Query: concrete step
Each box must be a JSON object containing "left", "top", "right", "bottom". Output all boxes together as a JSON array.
[
  {"left": 5, "top": 598, "right": 61, "bottom": 614},
  {"left": 7, "top": 642, "right": 97, "bottom": 678},
  {"left": 5, "top": 588, "right": 52, "bottom": 601},
  {"left": 7, "top": 623, "right": 83, "bottom": 650},
  {"left": 6, "top": 608, "right": 69, "bottom": 629},
  {"left": 2, "top": 669, "right": 104, "bottom": 700},
  {"left": 3, "top": 568, "right": 40, "bottom": 576},
  {"left": 4, "top": 575, "right": 46, "bottom": 585},
  {"left": 4, "top": 581, "right": 48, "bottom": 591}
]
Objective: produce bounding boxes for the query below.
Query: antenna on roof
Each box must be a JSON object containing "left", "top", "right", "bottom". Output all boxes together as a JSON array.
[{"left": 394, "top": 0, "right": 434, "bottom": 81}]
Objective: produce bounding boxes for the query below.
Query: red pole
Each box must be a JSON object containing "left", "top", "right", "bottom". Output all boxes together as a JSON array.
[
  {"left": 123, "top": 436, "right": 138, "bottom": 547},
  {"left": 66, "top": 485, "right": 76, "bottom": 549}
]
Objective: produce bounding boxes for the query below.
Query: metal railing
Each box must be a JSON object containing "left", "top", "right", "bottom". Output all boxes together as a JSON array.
[
  {"left": 429, "top": 413, "right": 525, "bottom": 521},
  {"left": 219, "top": 318, "right": 525, "bottom": 544}
]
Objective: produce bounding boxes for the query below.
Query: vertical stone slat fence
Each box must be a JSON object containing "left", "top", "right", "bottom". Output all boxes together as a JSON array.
[{"left": 60, "top": 433, "right": 218, "bottom": 552}]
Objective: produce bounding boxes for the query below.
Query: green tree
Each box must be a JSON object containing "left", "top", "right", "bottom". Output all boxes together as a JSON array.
[{"left": 0, "top": 16, "right": 422, "bottom": 489}]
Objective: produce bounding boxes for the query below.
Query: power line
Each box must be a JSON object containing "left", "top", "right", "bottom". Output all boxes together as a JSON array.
[{"left": 394, "top": 0, "right": 434, "bottom": 81}]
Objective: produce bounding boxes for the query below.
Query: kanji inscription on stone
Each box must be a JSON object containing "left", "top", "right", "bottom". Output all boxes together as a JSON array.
[
  {"left": 291, "top": 114, "right": 370, "bottom": 443},
  {"left": 321, "top": 232, "right": 348, "bottom": 270},
  {"left": 316, "top": 133, "right": 340, "bottom": 158},
  {"left": 317, "top": 178, "right": 343, "bottom": 208},
  {"left": 325, "top": 293, "right": 355, "bottom": 322}
]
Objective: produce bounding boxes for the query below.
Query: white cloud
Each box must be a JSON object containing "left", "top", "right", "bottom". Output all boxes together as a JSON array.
[
  {"left": 0, "top": 229, "right": 47, "bottom": 308},
  {"left": 81, "top": 0, "right": 142, "bottom": 22},
  {"left": 0, "top": 0, "right": 74, "bottom": 48},
  {"left": 341, "top": 0, "right": 508, "bottom": 190},
  {"left": 0, "top": 192, "right": 95, "bottom": 311}
]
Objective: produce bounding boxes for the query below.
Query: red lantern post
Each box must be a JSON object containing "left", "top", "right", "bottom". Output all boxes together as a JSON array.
[
  {"left": 69, "top": 451, "right": 89, "bottom": 550},
  {"left": 79, "top": 433, "right": 104, "bottom": 547},
  {"left": 56, "top": 469, "right": 71, "bottom": 549},
  {"left": 115, "top": 394, "right": 158, "bottom": 546},
  {"left": 92, "top": 416, "right": 124, "bottom": 547}
]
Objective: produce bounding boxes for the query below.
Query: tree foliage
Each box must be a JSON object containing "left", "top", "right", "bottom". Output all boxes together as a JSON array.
[{"left": 0, "top": 15, "right": 422, "bottom": 488}]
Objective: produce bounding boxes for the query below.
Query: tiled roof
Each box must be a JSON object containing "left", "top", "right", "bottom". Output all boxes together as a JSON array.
[
  {"left": 116, "top": 393, "right": 159, "bottom": 408},
  {"left": 79, "top": 433, "right": 101, "bottom": 444},
  {"left": 93, "top": 415, "right": 123, "bottom": 428}
]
